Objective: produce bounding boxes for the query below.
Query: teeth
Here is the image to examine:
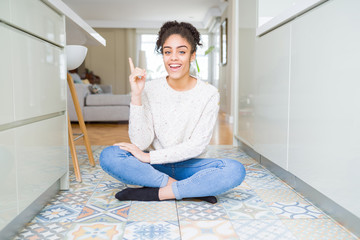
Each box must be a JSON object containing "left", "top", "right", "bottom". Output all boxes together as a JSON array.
[{"left": 170, "top": 64, "right": 181, "bottom": 67}]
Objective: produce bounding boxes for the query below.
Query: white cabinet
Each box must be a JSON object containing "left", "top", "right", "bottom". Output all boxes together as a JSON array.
[
  {"left": 17, "top": 116, "right": 67, "bottom": 212},
  {"left": 0, "top": 129, "right": 17, "bottom": 230},
  {"left": 0, "top": 24, "right": 14, "bottom": 125},
  {"left": 0, "top": 0, "right": 68, "bottom": 232},
  {"left": 289, "top": 0, "right": 360, "bottom": 217},
  {"left": 0, "top": 0, "right": 10, "bottom": 22},
  {"left": 254, "top": 24, "right": 291, "bottom": 170},
  {"left": 9, "top": 0, "right": 65, "bottom": 46},
  {"left": 11, "top": 28, "right": 66, "bottom": 121}
]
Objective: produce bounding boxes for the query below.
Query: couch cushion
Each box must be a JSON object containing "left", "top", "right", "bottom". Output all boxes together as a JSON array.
[
  {"left": 86, "top": 94, "right": 131, "bottom": 106},
  {"left": 84, "top": 106, "right": 129, "bottom": 121},
  {"left": 88, "top": 84, "right": 103, "bottom": 94}
]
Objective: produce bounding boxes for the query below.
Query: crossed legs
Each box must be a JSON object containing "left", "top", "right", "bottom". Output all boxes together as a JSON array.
[{"left": 99, "top": 146, "right": 246, "bottom": 201}]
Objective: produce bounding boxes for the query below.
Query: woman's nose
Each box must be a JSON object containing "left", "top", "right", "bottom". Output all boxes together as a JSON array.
[{"left": 170, "top": 53, "right": 178, "bottom": 60}]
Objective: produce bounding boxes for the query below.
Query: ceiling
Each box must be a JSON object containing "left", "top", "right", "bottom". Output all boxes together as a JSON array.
[{"left": 62, "top": 0, "right": 228, "bottom": 30}]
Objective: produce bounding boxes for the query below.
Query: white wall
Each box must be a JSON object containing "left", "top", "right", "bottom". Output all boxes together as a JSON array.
[
  {"left": 85, "top": 28, "right": 137, "bottom": 94},
  {"left": 218, "top": 4, "right": 233, "bottom": 119}
]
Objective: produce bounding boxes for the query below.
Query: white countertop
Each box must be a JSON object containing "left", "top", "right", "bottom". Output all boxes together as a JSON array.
[
  {"left": 256, "top": 0, "right": 328, "bottom": 36},
  {"left": 44, "top": 0, "right": 106, "bottom": 46}
]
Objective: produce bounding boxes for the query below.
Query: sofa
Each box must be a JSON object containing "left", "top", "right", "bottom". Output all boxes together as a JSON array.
[{"left": 67, "top": 84, "right": 131, "bottom": 122}]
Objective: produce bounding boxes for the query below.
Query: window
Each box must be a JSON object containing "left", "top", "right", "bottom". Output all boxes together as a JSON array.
[
  {"left": 140, "top": 34, "right": 166, "bottom": 80},
  {"left": 139, "top": 34, "right": 210, "bottom": 81}
]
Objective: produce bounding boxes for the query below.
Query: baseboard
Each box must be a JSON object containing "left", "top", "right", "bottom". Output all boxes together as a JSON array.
[
  {"left": 234, "top": 137, "right": 360, "bottom": 238},
  {"left": 0, "top": 180, "right": 60, "bottom": 240}
]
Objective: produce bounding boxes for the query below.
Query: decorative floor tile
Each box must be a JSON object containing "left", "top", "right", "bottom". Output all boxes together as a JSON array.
[
  {"left": 231, "top": 220, "right": 297, "bottom": 240},
  {"left": 48, "top": 191, "right": 92, "bottom": 206},
  {"left": 14, "top": 222, "right": 72, "bottom": 240},
  {"left": 87, "top": 189, "right": 130, "bottom": 210},
  {"left": 128, "top": 201, "right": 177, "bottom": 221},
  {"left": 77, "top": 171, "right": 104, "bottom": 181},
  {"left": 123, "top": 221, "right": 180, "bottom": 240},
  {"left": 66, "top": 222, "right": 126, "bottom": 239},
  {"left": 245, "top": 169, "right": 275, "bottom": 180},
  {"left": 96, "top": 180, "right": 127, "bottom": 191},
  {"left": 270, "top": 202, "right": 327, "bottom": 219},
  {"left": 102, "top": 174, "right": 120, "bottom": 181},
  {"left": 282, "top": 219, "right": 358, "bottom": 240},
  {"left": 13, "top": 145, "right": 359, "bottom": 240},
  {"left": 233, "top": 181, "right": 252, "bottom": 190},
  {"left": 31, "top": 204, "right": 82, "bottom": 223},
  {"left": 180, "top": 220, "right": 238, "bottom": 240},
  {"left": 220, "top": 189, "right": 258, "bottom": 202},
  {"left": 254, "top": 189, "right": 308, "bottom": 203},
  {"left": 68, "top": 180, "right": 99, "bottom": 192},
  {"left": 76, "top": 203, "right": 130, "bottom": 223},
  {"left": 176, "top": 200, "right": 229, "bottom": 221},
  {"left": 245, "top": 177, "right": 289, "bottom": 190},
  {"left": 220, "top": 197, "right": 278, "bottom": 220}
]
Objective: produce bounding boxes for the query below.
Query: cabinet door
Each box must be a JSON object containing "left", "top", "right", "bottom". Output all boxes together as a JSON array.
[
  {"left": 289, "top": 0, "right": 360, "bottom": 218},
  {"left": 0, "top": 23, "right": 14, "bottom": 125},
  {"left": 16, "top": 115, "right": 67, "bottom": 212},
  {"left": 254, "top": 24, "right": 291, "bottom": 170},
  {"left": 0, "top": 129, "right": 17, "bottom": 230},
  {"left": 10, "top": 0, "right": 65, "bottom": 46},
  {"left": 11, "top": 29, "right": 66, "bottom": 121},
  {"left": 0, "top": 0, "right": 10, "bottom": 22}
]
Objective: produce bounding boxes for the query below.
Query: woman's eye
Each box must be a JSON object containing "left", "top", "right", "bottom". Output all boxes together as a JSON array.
[
  {"left": 164, "top": 51, "right": 171, "bottom": 55},
  {"left": 179, "top": 51, "right": 185, "bottom": 54}
]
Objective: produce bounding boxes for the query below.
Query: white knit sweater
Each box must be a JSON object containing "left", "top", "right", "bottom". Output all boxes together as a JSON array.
[{"left": 128, "top": 77, "right": 220, "bottom": 164}]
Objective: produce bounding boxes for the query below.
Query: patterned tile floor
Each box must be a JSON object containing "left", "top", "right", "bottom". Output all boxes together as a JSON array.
[{"left": 13, "top": 145, "right": 358, "bottom": 240}]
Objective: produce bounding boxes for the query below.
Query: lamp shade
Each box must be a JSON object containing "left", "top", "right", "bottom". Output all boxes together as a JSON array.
[{"left": 65, "top": 45, "right": 88, "bottom": 70}]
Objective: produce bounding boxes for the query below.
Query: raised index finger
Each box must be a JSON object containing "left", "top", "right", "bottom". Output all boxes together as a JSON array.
[{"left": 128, "top": 57, "right": 135, "bottom": 73}]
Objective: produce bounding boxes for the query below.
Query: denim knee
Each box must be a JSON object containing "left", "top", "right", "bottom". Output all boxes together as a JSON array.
[
  {"left": 223, "top": 159, "right": 246, "bottom": 187},
  {"left": 99, "top": 146, "right": 115, "bottom": 169},
  {"left": 99, "top": 146, "right": 129, "bottom": 170}
]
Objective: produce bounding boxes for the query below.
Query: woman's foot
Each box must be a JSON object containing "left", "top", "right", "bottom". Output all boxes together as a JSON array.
[
  {"left": 115, "top": 187, "right": 160, "bottom": 201},
  {"left": 115, "top": 187, "right": 217, "bottom": 204}
]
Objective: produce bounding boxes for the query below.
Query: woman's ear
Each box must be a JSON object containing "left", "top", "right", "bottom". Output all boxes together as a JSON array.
[{"left": 190, "top": 52, "right": 196, "bottom": 62}]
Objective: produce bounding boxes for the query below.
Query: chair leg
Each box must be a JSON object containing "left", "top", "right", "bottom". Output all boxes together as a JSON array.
[
  {"left": 68, "top": 113, "right": 81, "bottom": 182},
  {"left": 67, "top": 73, "right": 96, "bottom": 167}
]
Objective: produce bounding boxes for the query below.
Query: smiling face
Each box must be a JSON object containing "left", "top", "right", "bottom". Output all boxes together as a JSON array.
[{"left": 162, "top": 34, "right": 196, "bottom": 81}]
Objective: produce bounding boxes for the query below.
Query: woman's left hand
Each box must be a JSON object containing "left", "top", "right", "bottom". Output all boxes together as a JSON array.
[{"left": 113, "top": 142, "right": 151, "bottom": 163}]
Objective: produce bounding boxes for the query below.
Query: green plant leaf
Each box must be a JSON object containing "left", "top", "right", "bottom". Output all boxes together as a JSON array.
[
  {"left": 205, "top": 46, "right": 215, "bottom": 55},
  {"left": 195, "top": 59, "right": 200, "bottom": 73}
]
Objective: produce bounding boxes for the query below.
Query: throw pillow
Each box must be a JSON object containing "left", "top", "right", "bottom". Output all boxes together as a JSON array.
[
  {"left": 69, "top": 72, "right": 83, "bottom": 84},
  {"left": 82, "top": 79, "right": 90, "bottom": 84},
  {"left": 89, "top": 84, "right": 103, "bottom": 94}
]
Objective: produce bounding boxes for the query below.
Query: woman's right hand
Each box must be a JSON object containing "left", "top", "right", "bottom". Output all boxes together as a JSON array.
[{"left": 128, "top": 57, "right": 146, "bottom": 99}]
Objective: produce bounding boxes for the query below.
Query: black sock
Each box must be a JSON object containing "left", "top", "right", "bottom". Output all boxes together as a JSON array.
[
  {"left": 186, "top": 196, "right": 218, "bottom": 204},
  {"left": 115, "top": 187, "right": 217, "bottom": 204},
  {"left": 115, "top": 187, "right": 160, "bottom": 201}
]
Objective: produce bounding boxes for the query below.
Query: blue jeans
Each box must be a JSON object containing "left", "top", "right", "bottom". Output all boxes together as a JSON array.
[{"left": 99, "top": 146, "right": 246, "bottom": 200}]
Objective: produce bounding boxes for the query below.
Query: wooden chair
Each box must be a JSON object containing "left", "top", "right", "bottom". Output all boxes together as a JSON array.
[{"left": 67, "top": 73, "right": 95, "bottom": 182}]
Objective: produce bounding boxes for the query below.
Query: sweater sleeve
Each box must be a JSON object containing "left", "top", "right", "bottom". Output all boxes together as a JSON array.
[
  {"left": 128, "top": 91, "right": 155, "bottom": 150},
  {"left": 149, "top": 92, "right": 220, "bottom": 164}
]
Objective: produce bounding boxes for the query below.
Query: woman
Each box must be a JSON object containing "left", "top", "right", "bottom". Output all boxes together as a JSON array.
[{"left": 100, "top": 21, "right": 245, "bottom": 203}]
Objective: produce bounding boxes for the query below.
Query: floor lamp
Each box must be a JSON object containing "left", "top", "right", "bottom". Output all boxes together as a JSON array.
[{"left": 66, "top": 45, "right": 95, "bottom": 182}]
